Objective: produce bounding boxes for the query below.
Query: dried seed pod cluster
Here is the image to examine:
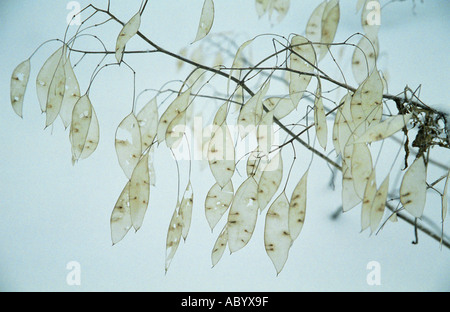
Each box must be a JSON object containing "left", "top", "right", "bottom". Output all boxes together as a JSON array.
[{"left": 9, "top": 0, "right": 449, "bottom": 276}]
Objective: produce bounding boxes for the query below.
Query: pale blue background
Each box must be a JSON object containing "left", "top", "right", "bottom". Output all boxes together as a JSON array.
[{"left": 0, "top": 0, "right": 449, "bottom": 291}]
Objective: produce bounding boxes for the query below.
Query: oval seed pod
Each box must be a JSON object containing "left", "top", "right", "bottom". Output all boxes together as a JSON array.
[
  {"left": 115, "top": 12, "right": 141, "bottom": 63},
  {"left": 227, "top": 177, "right": 259, "bottom": 253},
  {"left": 264, "top": 191, "right": 292, "bottom": 275},
  {"left": 137, "top": 97, "right": 158, "bottom": 153},
  {"left": 289, "top": 35, "right": 315, "bottom": 106},
  {"left": 157, "top": 87, "right": 191, "bottom": 144},
  {"left": 237, "top": 80, "right": 269, "bottom": 139},
  {"left": 314, "top": 79, "right": 327, "bottom": 150},
  {"left": 318, "top": 0, "right": 340, "bottom": 61},
  {"left": 400, "top": 156, "right": 427, "bottom": 218},
  {"left": 342, "top": 145, "right": 363, "bottom": 212},
  {"left": 79, "top": 105, "right": 99, "bottom": 160},
  {"left": 129, "top": 153, "right": 150, "bottom": 231},
  {"left": 180, "top": 181, "right": 194, "bottom": 240},
  {"left": 228, "top": 38, "right": 253, "bottom": 94},
  {"left": 361, "top": 170, "right": 376, "bottom": 232},
  {"left": 263, "top": 97, "right": 295, "bottom": 120},
  {"left": 60, "top": 57, "right": 81, "bottom": 128},
  {"left": 165, "top": 109, "right": 187, "bottom": 149},
  {"left": 192, "top": 0, "right": 214, "bottom": 43},
  {"left": 45, "top": 52, "right": 66, "bottom": 127},
  {"left": 246, "top": 148, "right": 269, "bottom": 183},
  {"left": 351, "top": 143, "right": 373, "bottom": 199},
  {"left": 10, "top": 58, "right": 31, "bottom": 118},
  {"left": 289, "top": 169, "right": 308, "bottom": 242},
  {"left": 257, "top": 151, "right": 283, "bottom": 212},
  {"left": 305, "top": 0, "right": 327, "bottom": 51},
  {"left": 354, "top": 113, "right": 412, "bottom": 144},
  {"left": 370, "top": 175, "right": 389, "bottom": 233},
  {"left": 115, "top": 113, "right": 142, "bottom": 179},
  {"left": 211, "top": 224, "right": 228, "bottom": 268},
  {"left": 352, "top": 34, "right": 379, "bottom": 85},
  {"left": 110, "top": 182, "right": 131, "bottom": 245},
  {"left": 205, "top": 181, "right": 234, "bottom": 231},
  {"left": 350, "top": 68, "right": 384, "bottom": 137},
  {"left": 36, "top": 46, "right": 65, "bottom": 113},
  {"left": 208, "top": 122, "right": 235, "bottom": 187},
  {"left": 335, "top": 93, "right": 356, "bottom": 155},
  {"left": 257, "top": 111, "right": 274, "bottom": 157},
  {"left": 70, "top": 94, "right": 93, "bottom": 162},
  {"left": 165, "top": 201, "right": 182, "bottom": 273}
]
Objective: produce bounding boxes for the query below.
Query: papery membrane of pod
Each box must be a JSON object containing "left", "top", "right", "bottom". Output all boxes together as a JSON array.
[
  {"left": 332, "top": 93, "right": 349, "bottom": 156},
  {"left": 356, "top": 0, "right": 366, "bottom": 13},
  {"left": 257, "top": 111, "right": 274, "bottom": 157},
  {"left": 70, "top": 94, "right": 92, "bottom": 162},
  {"left": 352, "top": 34, "right": 379, "bottom": 85},
  {"left": 288, "top": 169, "right": 308, "bottom": 241},
  {"left": 180, "top": 181, "right": 194, "bottom": 240},
  {"left": 60, "top": 57, "right": 81, "bottom": 128},
  {"left": 400, "top": 156, "right": 427, "bottom": 218},
  {"left": 115, "top": 113, "right": 142, "bottom": 179},
  {"left": 247, "top": 148, "right": 269, "bottom": 182},
  {"left": 10, "top": 58, "right": 31, "bottom": 118},
  {"left": 263, "top": 97, "right": 295, "bottom": 120},
  {"left": 192, "top": 0, "right": 214, "bottom": 43},
  {"left": 110, "top": 182, "right": 131, "bottom": 245},
  {"left": 255, "top": 0, "right": 270, "bottom": 18},
  {"left": 314, "top": 79, "right": 327, "bottom": 150},
  {"left": 361, "top": 0, "right": 380, "bottom": 38},
  {"left": 213, "top": 51, "right": 224, "bottom": 69},
  {"left": 45, "top": 53, "right": 66, "bottom": 127},
  {"left": 370, "top": 175, "right": 389, "bottom": 233},
  {"left": 335, "top": 93, "right": 356, "bottom": 155},
  {"left": 227, "top": 177, "right": 259, "bottom": 253},
  {"left": 165, "top": 110, "right": 187, "bottom": 149},
  {"left": 165, "top": 202, "right": 182, "bottom": 273},
  {"left": 351, "top": 143, "right": 373, "bottom": 199},
  {"left": 350, "top": 67, "right": 383, "bottom": 137},
  {"left": 137, "top": 97, "right": 158, "bottom": 153},
  {"left": 36, "top": 46, "right": 65, "bottom": 113},
  {"left": 305, "top": 0, "right": 327, "bottom": 53},
  {"left": 442, "top": 171, "right": 450, "bottom": 221},
  {"left": 213, "top": 102, "right": 229, "bottom": 127},
  {"left": 354, "top": 113, "right": 412, "bottom": 144},
  {"left": 211, "top": 224, "right": 228, "bottom": 267},
  {"left": 149, "top": 145, "right": 156, "bottom": 186},
  {"left": 237, "top": 80, "right": 269, "bottom": 139},
  {"left": 361, "top": 170, "right": 376, "bottom": 232},
  {"left": 289, "top": 35, "right": 315, "bottom": 106},
  {"left": 208, "top": 122, "right": 235, "bottom": 187},
  {"left": 205, "top": 181, "right": 234, "bottom": 231},
  {"left": 257, "top": 151, "right": 283, "bottom": 212},
  {"left": 264, "top": 191, "right": 292, "bottom": 275},
  {"left": 157, "top": 87, "right": 191, "bottom": 144},
  {"left": 272, "top": 0, "right": 290, "bottom": 23},
  {"left": 228, "top": 39, "right": 253, "bottom": 94},
  {"left": 129, "top": 153, "right": 150, "bottom": 231},
  {"left": 318, "top": 0, "right": 340, "bottom": 61},
  {"left": 342, "top": 145, "right": 362, "bottom": 212},
  {"left": 79, "top": 105, "right": 99, "bottom": 159},
  {"left": 115, "top": 12, "right": 141, "bottom": 63}
]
